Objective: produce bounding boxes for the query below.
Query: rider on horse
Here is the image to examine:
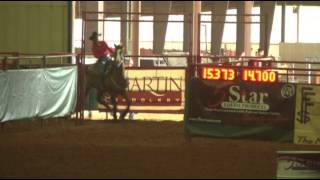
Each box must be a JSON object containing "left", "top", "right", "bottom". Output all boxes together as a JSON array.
[
  {"left": 89, "top": 31, "right": 114, "bottom": 77},
  {"left": 85, "top": 32, "right": 130, "bottom": 121}
]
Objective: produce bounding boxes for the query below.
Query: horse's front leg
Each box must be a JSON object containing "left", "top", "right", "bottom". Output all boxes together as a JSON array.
[
  {"left": 97, "top": 91, "right": 112, "bottom": 121},
  {"left": 111, "top": 96, "right": 118, "bottom": 121},
  {"left": 120, "top": 91, "right": 131, "bottom": 121}
]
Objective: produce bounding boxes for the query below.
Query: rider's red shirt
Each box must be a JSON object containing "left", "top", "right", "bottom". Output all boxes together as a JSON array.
[{"left": 92, "top": 41, "right": 114, "bottom": 58}]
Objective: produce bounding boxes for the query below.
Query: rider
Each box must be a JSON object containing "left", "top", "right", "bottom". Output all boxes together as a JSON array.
[{"left": 89, "top": 31, "right": 114, "bottom": 76}]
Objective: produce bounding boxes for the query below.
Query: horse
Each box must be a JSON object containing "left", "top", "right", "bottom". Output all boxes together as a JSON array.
[{"left": 83, "top": 44, "right": 131, "bottom": 121}]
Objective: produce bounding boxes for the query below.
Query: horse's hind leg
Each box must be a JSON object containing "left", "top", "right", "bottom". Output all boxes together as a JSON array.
[
  {"left": 97, "top": 91, "right": 112, "bottom": 121},
  {"left": 111, "top": 96, "right": 118, "bottom": 121},
  {"left": 120, "top": 92, "right": 131, "bottom": 121}
]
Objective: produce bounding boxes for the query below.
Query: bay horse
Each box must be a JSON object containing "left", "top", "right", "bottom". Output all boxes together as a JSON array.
[{"left": 84, "top": 44, "right": 130, "bottom": 121}]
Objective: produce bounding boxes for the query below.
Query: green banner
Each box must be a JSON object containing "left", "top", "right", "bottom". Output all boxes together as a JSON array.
[
  {"left": 294, "top": 85, "right": 320, "bottom": 145},
  {"left": 0, "top": 66, "right": 77, "bottom": 122},
  {"left": 185, "top": 78, "right": 295, "bottom": 142}
]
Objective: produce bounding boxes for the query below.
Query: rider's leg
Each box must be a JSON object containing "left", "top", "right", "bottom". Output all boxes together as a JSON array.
[
  {"left": 104, "top": 60, "right": 112, "bottom": 76},
  {"left": 94, "top": 58, "right": 105, "bottom": 75}
]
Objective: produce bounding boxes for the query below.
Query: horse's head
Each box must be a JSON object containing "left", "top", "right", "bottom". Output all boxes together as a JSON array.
[
  {"left": 112, "top": 45, "right": 128, "bottom": 88},
  {"left": 111, "top": 61, "right": 128, "bottom": 88},
  {"left": 114, "top": 44, "right": 124, "bottom": 63}
]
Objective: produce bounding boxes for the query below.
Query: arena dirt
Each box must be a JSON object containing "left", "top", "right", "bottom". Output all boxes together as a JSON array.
[{"left": 0, "top": 119, "right": 319, "bottom": 178}]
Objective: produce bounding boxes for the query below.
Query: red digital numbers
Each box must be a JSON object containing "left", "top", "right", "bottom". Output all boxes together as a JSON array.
[
  {"left": 202, "top": 67, "right": 235, "bottom": 81},
  {"left": 242, "top": 69, "right": 277, "bottom": 83},
  {"left": 202, "top": 67, "right": 278, "bottom": 83}
]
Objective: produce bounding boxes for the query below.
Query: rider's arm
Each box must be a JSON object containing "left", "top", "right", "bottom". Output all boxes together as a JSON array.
[{"left": 103, "top": 41, "right": 115, "bottom": 56}]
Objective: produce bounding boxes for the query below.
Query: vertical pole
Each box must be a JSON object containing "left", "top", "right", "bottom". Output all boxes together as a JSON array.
[
  {"left": 17, "top": 53, "right": 20, "bottom": 69},
  {"left": 81, "top": 12, "right": 85, "bottom": 64},
  {"left": 297, "top": 5, "right": 300, "bottom": 43},
  {"left": 75, "top": 54, "right": 79, "bottom": 123},
  {"left": 236, "top": 1, "right": 252, "bottom": 56},
  {"left": 80, "top": 12, "right": 86, "bottom": 125},
  {"left": 186, "top": 13, "right": 193, "bottom": 79},
  {"left": 192, "top": 1, "right": 201, "bottom": 57},
  {"left": 264, "top": 13, "right": 268, "bottom": 57},
  {"left": 153, "top": 2, "right": 171, "bottom": 54},
  {"left": 69, "top": 1, "right": 75, "bottom": 63},
  {"left": 103, "top": 13, "right": 105, "bottom": 41},
  {"left": 281, "top": 2, "right": 286, "bottom": 43},
  {"left": 197, "top": 13, "right": 201, "bottom": 77},
  {"left": 42, "top": 56, "right": 47, "bottom": 68},
  {"left": 183, "top": 2, "right": 192, "bottom": 53},
  {"left": 120, "top": 1, "right": 128, "bottom": 49},
  {"left": 204, "top": 24, "right": 207, "bottom": 54},
  {"left": 131, "top": 1, "right": 141, "bottom": 67},
  {"left": 192, "top": 1, "right": 201, "bottom": 77},
  {"left": 260, "top": 2, "right": 275, "bottom": 57},
  {"left": 3, "top": 56, "right": 7, "bottom": 70},
  {"left": 244, "top": 2, "right": 252, "bottom": 56},
  {"left": 211, "top": 1, "right": 229, "bottom": 55},
  {"left": 189, "top": 13, "right": 193, "bottom": 65},
  {"left": 71, "top": 2, "right": 76, "bottom": 51},
  {"left": 126, "top": 1, "right": 131, "bottom": 55}
]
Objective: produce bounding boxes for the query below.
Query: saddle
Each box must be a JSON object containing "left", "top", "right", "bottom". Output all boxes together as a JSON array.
[{"left": 88, "top": 58, "right": 114, "bottom": 77}]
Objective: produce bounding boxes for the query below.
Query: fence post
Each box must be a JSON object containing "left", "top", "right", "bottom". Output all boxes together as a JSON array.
[
  {"left": 42, "top": 56, "right": 47, "bottom": 68},
  {"left": 76, "top": 54, "right": 85, "bottom": 125},
  {"left": 3, "top": 56, "right": 8, "bottom": 71}
]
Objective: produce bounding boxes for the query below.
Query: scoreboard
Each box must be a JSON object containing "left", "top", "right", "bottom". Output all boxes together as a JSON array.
[{"left": 201, "top": 67, "right": 278, "bottom": 83}]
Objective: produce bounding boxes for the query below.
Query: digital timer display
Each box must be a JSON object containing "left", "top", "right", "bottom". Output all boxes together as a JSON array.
[
  {"left": 201, "top": 67, "right": 278, "bottom": 83},
  {"left": 202, "top": 67, "right": 236, "bottom": 81},
  {"left": 242, "top": 69, "right": 277, "bottom": 83}
]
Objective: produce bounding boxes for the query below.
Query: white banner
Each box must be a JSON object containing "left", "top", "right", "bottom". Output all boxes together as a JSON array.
[{"left": 0, "top": 66, "right": 77, "bottom": 122}]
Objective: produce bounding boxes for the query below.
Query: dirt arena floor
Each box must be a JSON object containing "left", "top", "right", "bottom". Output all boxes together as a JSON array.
[{"left": 1, "top": 118, "right": 320, "bottom": 179}]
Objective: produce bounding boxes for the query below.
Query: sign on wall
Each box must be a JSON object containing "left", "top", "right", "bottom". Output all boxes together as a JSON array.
[
  {"left": 185, "top": 78, "right": 296, "bottom": 141},
  {"left": 96, "top": 68, "right": 186, "bottom": 113},
  {"left": 294, "top": 85, "right": 320, "bottom": 145},
  {"left": 277, "top": 151, "right": 320, "bottom": 179}
]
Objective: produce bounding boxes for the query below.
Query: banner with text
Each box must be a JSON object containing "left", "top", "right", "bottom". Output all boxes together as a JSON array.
[
  {"left": 277, "top": 151, "right": 320, "bottom": 179},
  {"left": 294, "top": 85, "right": 320, "bottom": 145},
  {"left": 185, "top": 78, "right": 295, "bottom": 142},
  {"left": 89, "top": 68, "right": 186, "bottom": 113}
]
